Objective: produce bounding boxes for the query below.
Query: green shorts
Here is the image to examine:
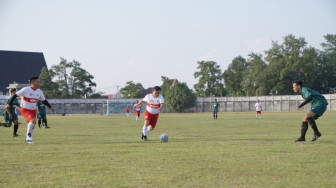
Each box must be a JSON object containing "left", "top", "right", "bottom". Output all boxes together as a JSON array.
[
  {"left": 3, "top": 112, "right": 18, "bottom": 125},
  {"left": 311, "top": 105, "right": 327, "bottom": 119},
  {"left": 37, "top": 113, "right": 47, "bottom": 119},
  {"left": 213, "top": 110, "right": 218, "bottom": 114}
]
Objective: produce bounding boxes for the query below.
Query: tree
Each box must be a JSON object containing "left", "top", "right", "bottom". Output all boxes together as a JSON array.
[
  {"left": 264, "top": 34, "right": 323, "bottom": 95},
  {"left": 69, "top": 60, "right": 96, "bottom": 98},
  {"left": 120, "top": 81, "right": 145, "bottom": 98},
  {"left": 320, "top": 34, "right": 336, "bottom": 93},
  {"left": 51, "top": 57, "right": 97, "bottom": 98},
  {"left": 241, "top": 53, "right": 267, "bottom": 96},
  {"left": 223, "top": 56, "right": 247, "bottom": 96},
  {"left": 51, "top": 58, "right": 72, "bottom": 98},
  {"left": 39, "top": 67, "right": 60, "bottom": 98},
  {"left": 165, "top": 82, "right": 196, "bottom": 112},
  {"left": 193, "top": 61, "right": 225, "bottom": 97}
]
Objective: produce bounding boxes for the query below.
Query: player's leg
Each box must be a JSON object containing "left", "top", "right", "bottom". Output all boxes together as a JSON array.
[
  {"left": 44, "top": 118, "right": 50, "bottom": 128},
  {"left": 295, "top": 111, "right": 316, "bottom": 142},
  {"left": 213, "top": 111, "right": 216, "bottom": 120},
  {"left": 256, "top": 112, "right": 258, "bottom": 119},
  {"left": 22, "top": 109, "right": 37, "bottom": 143},
  {"left": 12, "top": 114, "right": 19, "bottom": 136},
  {"left": 13, "top": 120, "right": 19, "bottom": 137},
  {"left": 307, "top": 105, "right": 326, "bottom": 141},
  {"left": 43, "top": 113, "right": 50, "bottom": 128},
  {"left": 38, "top": 117, "right": 42, "bottom": 128},
  {"left": 259, "top": 112, "right": 262, "bottom": 119},
  {"left": 142, "top": 120, "right": 150, "bottom": 141},
  {"left": 147, "top": 114, "right": 158, "bottom": 134},
  {"left": 26, "top": 118, "right": 36, "bottom": 140},
  {"left": 215, "top": 111, "right": 218, "bottom": 120}
]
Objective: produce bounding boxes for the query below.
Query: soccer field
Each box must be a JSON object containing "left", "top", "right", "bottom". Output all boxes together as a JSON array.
[{"left": 1, "top": 112, "right": 336, "bottom": 187}]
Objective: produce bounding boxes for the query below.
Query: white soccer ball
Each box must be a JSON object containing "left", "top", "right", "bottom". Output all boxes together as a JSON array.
[{"left": 160, "top": 134, "right": 168, "bottom": 142}]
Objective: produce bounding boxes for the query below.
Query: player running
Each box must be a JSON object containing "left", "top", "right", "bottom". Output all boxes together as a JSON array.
[
  {"left": 125, "top": 106, "right": 130, "bottom": 116},
  {"left": 36, "top": 100, "right": 50, "bottom": 128},
  {"left": 292, "top": 80, "right": 328, "bottom": 142},
  {"left": 134, "top": 100, "right": 141, "bottom": 122},
  {"left": 2, "top": 89, "right": 21, "bottom": 137},
  {"left": 133, "top": 86, "right": 164, "bottom": 141},
  {"left": 5, "top": 77, "right": 55, "bottom": 144},
  {"left": 212, "top": 99, "right": 219, "bottom": 120},
  {"left": 254, "top": 100, "right": 262, "bottom": 119}
]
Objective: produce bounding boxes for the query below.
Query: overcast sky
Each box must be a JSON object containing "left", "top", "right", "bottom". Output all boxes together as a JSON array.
[{"left": 0, "top": 0, "right": 335, "bottom": 94}]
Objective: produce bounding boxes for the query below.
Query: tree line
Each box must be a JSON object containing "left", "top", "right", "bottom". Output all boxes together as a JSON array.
[
  {"left": 40, "top": 34, "right": 335, "bottom": 112},
  {"left": 39, "top": 58, "right": 98, "bottom": 99}
]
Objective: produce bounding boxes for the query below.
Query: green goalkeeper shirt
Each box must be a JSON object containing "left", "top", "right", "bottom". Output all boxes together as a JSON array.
[
  {"left": 301, "top": 87, "right": 328, "bottom": 108},
  {"left": 213, "top": 102, "right": 219, "bottom": 111},
  {"left": 5, "top": 96, "right": 19, "bottom": 115}
]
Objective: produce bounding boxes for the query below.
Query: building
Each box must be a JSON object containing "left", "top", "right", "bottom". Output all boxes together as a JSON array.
[{"left": 0, "top": 50, "right": 47, "bottom": 95}]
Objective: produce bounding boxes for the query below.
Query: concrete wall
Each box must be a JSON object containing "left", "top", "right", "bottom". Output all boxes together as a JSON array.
[{"left": 0, "top": 94, "right": 335, "bottom": 114}]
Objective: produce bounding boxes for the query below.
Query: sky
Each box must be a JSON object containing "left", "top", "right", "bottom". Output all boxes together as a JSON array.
[{"left": 0, "top": 0, "right": 335, "bottom": 94}]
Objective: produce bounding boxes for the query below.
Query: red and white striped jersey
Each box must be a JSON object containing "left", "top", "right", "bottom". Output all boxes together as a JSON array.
[
  {"left": 143, "top": 94, "right": 164, "bottom": 114},
  {"left": 16, "top": 87, "right": 46, "bottom": 110}
]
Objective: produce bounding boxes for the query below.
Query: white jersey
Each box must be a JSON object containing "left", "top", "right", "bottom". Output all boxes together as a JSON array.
[
  {"left": 143, "top": 94, "right": 164, "bottom": 114},
  {"left": 255, "top": 102, "right": 262, "bottom": 111},
  {"left": 16, "top": 86, "right": 46, "bottom": 110},
  {"left": 134, "top": 103, "right": 141, "bottom": 111}
]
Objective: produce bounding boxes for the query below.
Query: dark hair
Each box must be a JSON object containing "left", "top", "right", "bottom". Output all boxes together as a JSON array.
[
  {"left": 292, "top": 80, "right": 303, "bottom": 87},
  {"left": 214, "top": 99, "right": 217, "bottom": 101},
  {"left": 10, "top": 88, "right": 17, "bottom": 93},
  {"left": 30, "top": 77, "right": 39, "bottom": 84},
  {"left": 153, "top": 86, "right": 161, "bottom": 91}
]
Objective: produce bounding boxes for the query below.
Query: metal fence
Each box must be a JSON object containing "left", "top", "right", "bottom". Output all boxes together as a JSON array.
[{"left": 0, "top": 94, "right": 335, "bottom": 115}]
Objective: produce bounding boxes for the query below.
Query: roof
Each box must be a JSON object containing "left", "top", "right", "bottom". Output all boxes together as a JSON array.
[{"left": 0, "top": 50, "right": 47, "bottom": 93}]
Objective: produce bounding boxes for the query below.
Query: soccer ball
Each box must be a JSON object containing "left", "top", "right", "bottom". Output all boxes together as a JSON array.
[{"left": 160, "top": 134, "right": 168, "bottom": 142}]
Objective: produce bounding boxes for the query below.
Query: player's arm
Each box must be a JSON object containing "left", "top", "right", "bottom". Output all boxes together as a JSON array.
[
  {"left": 158, "top": 103, "right": 164, "bottom": 112},
  {"left": 297, "top": 96, "right": 313, "bottom": 110},
  {"left": 133, "top": 100, "right": 145, "bottom": 109},
  {"left": 5, "top": 94, "right": 18, "bottom": 109},
  {"left": 42, "top": 100, "right": 55, "bottom": 111}
]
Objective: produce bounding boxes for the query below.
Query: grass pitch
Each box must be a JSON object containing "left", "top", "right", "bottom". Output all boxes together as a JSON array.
[{"left": 1, "top": 112, "right": 336, "bottom": 187}]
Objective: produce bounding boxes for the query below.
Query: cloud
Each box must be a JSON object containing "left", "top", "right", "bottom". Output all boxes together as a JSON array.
[{"left": 245, "top": 37, "right": 272, "bottom": 54}]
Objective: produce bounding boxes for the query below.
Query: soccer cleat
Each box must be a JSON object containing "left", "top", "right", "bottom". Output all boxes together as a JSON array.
[
  {"left": 13, "top": 134, "right": 20, "bottom": 137},
  {"left": 311, "top": 132, "right": 322, "bottom": 142},
  {"left": 45, "top": 126, "right": 51, "bottom": 129},
  {"left": 25, "top": 139, "right": 33, "bottom": 144},
  {"left": 26, "top": 133, "right": 33, "bottom": 141},
  {"left": 294, "top": 137, "right": 306, "bottom": 142},
  {"left": 143, "top": 135, "right": 147, "bottom": 141},
  {"left": 38, "top": 124, "right": 41, "bottom": 128}
]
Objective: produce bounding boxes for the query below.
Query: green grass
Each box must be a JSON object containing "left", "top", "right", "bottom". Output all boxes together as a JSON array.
[{"left": 1, "top": 112, "right": 336, "bottom": 187}]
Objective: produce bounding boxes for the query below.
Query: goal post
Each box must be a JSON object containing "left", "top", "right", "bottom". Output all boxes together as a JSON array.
[{"left": 105, "top": 99, "right": 145, "bottom": 116}]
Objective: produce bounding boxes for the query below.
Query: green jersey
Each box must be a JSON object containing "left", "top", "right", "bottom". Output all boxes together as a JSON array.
[
  {"left": 213, "top": 102, "right": 219, "bottom": 111},
  {"left": 4, "top": 96, "right": 19, "bottom": 115},
  {"left": 36, "top": 100, "right": 46, "bottom": 114},
  {"left": 301, "top": 87, "right": 328, "bottom": 108}
]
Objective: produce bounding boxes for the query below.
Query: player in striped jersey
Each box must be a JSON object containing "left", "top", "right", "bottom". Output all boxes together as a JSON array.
[
  {"left": 5, "top": 77, "right": 55, "bottom": 144},
  {"left": 134, "top": 100, "right": 141, "bottom": 122},
  {"left": 133, "top": 86, "right": 164, "bottom": 141}
]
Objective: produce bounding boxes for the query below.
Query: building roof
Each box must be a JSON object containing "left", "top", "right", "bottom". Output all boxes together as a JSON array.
[{"left": 0, "top": 50, "right": 47, "bottom": 93}]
